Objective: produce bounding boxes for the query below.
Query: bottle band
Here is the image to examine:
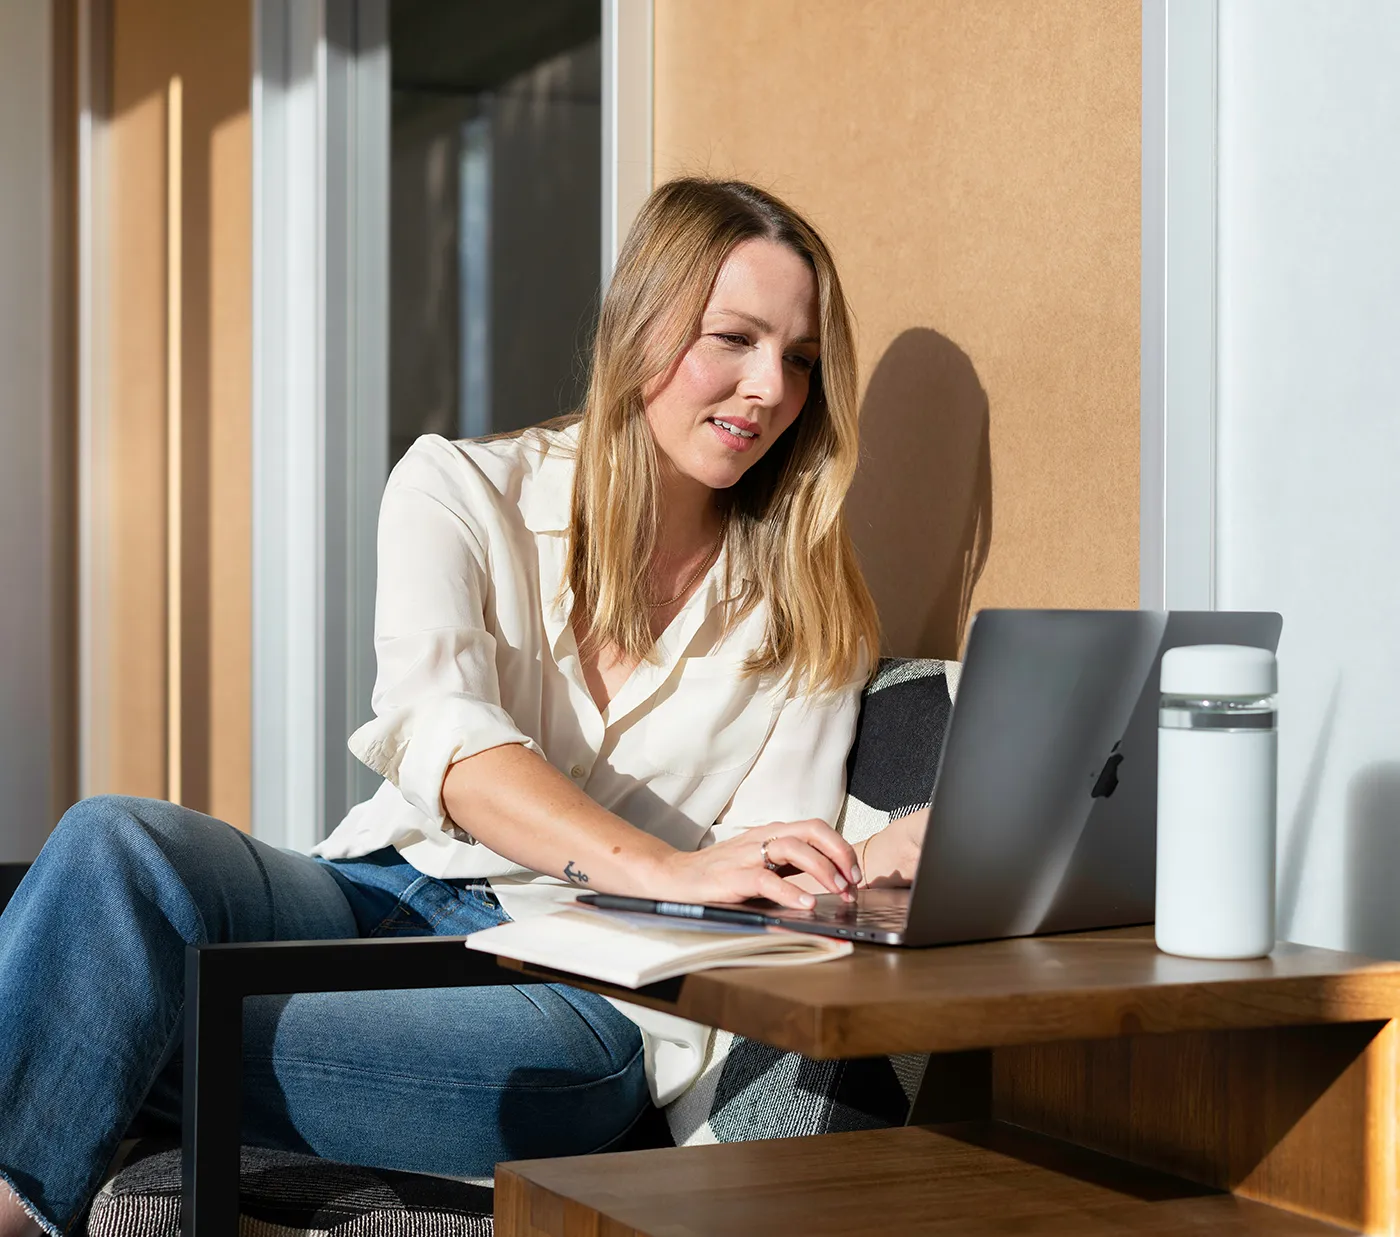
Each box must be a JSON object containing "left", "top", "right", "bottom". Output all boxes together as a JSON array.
[{"left": 1159, "top": 708, "right": 1277, "bottom": 732}]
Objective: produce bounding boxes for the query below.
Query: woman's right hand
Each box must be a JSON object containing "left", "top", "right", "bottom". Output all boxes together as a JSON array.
[{"left": 650, "top": 819, "right": 861, "bottom": 910}]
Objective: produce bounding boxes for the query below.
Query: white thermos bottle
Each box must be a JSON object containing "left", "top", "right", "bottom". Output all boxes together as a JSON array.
[{"left": 1155, "top": 644, "right": 1278, "bottom": 959}]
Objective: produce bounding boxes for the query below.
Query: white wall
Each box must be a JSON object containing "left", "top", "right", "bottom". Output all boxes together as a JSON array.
[
  {"left": 0, "top": 5, "right": 57, "bottom": 862},
  {"left": 1214, "top": 0, "right": 1400, "bottom": 956}
]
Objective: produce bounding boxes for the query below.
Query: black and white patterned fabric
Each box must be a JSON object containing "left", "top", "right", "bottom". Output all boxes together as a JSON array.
[
  {"left": 665, "top": 657, "right": 957, "bottom": 1146},
  {"left": 843, "top": 657, "right": 958, "bottom": 836},
  {"left": 84, "top": 1141, "right": 494, "bottom": 1237},
  {"left": 87, "top": 659, "right": 957, "bottom": 1230}
]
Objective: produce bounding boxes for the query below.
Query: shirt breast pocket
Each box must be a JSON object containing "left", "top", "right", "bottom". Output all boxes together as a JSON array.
[{"left": 642, "top": 658, "right": 775, "bottom": 777}]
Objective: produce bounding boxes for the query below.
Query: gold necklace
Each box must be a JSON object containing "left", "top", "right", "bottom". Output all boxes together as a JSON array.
[{"left": 648, "top": 533, "right": 723, "bottom": 607}]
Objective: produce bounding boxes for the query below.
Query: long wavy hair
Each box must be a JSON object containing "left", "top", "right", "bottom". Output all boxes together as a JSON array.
[{"left": 563, "top": 177, "right": 880, "bottom": 694}]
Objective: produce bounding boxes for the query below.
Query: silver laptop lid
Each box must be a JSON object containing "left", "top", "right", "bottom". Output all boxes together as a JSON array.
[
  {"left": 1033, "top": 609, "right": 1283, "bottom": 937},
  {"left": 900, "top": 609, "right": 1281, "bottom": 947},
  {"left": 901, "top": 610, "right": 1165, "bottom": 945}
]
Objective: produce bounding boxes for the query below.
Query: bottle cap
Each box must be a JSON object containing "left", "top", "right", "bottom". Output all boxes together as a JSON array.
[{"left": 1160, "top": 644, "right": 1277, "bottom": 697}]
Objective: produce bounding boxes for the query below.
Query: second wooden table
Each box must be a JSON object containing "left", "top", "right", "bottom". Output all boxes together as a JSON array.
[{"left": 497, "top": 925, "right": 1400, "bottom": 1234}]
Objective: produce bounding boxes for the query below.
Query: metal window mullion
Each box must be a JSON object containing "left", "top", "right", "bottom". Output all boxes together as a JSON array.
[
  {"left": 318, "top": 4, "right": 345, "bottom": 839},
  {"left": 602, "top": 0, "right": 653, "bottom": 284},
  {"left": 252, "top": 0, "right": 327, "bottom": 850},
  {"left": 77, "top": 0, "right": 112, "bottom": 800},
  {"left": 347, "top": 0, "right": 389, "bottom": 820},
  {"left": 1143, "top": 0, "right": 1220, "bottom": 612},
  {"left": 318, "top": 0, "right": 387, "bottom": 834}
]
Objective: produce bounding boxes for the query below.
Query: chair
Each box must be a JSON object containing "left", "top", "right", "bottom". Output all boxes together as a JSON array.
[{"left": 84, "top": 659, "right": 954, "bottom": 1236}]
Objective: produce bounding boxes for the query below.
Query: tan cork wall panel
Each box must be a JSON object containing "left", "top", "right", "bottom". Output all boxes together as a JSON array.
[
  {"left": 101, "top": 0, "right": 251, "bottom": 827},
  {"left": 654, "top": 0, "right": 1140, "bottom": 657}
]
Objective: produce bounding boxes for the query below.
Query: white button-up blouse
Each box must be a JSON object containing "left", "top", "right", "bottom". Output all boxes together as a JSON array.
[{"left": 314, "top": 423, "right": 863, "bottom": 1102}]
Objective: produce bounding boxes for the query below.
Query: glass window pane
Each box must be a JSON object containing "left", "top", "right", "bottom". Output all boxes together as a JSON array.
[{"left": 389, "top": 1, "right": 601, "bottom": 468}]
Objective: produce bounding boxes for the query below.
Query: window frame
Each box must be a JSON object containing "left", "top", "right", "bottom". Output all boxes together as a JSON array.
[{"left": 250, "top": 0, "right": 652, "bottom": 848}]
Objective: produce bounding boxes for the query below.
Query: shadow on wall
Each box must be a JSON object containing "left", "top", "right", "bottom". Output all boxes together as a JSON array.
[
  {"left": 1347, "top": 762, "right": 1400, "bottom": 959},
  {"left": 1276, "top": 674, "right": 1341, "bottom": 942},
  {"left": 846, "top": 328, "right": 993, "bottom": 660}
]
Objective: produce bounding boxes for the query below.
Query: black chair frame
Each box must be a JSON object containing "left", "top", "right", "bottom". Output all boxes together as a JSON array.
[{"left": 179, "top": 937, "right": 682, "bottom": 1237}]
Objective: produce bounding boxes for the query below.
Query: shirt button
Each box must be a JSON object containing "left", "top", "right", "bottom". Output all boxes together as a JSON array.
[{"left": 570, "top": 764, "right": 586, "bottom": 780}]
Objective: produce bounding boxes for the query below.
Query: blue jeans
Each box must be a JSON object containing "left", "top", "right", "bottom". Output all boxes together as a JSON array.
[{"left": 0, "top": 796, "right": 648, "bottom": 1235}]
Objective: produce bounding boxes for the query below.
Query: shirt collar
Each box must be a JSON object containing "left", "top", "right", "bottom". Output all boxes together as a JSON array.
[{"left": 518, "top": 424, "right": 579, "bottom": 534}]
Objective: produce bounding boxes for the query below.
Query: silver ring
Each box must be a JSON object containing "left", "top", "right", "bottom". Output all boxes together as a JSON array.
[{"left": 760, "top": 836, "right": 780, "bottom": 872}]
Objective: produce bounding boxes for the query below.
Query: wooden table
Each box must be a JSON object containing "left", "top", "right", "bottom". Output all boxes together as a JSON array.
[{"left": 494, "top": 926, "right": 1400, "bottom": 1236}]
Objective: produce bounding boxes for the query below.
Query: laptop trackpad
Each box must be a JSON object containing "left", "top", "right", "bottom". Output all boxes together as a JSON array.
[{"left": 760, "top": 887, "right": 912, "bottom": 926}]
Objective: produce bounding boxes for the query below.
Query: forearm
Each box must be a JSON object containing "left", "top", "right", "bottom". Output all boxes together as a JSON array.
[
  {"left": 440, "top": 742, "right": 675, "bottom": 894},
  {"left": 859, "top": 807, "right": 927, "bottom": 887}
]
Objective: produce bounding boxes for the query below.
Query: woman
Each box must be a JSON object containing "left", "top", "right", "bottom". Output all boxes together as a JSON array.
[{"left": 0, "top": 178, "right": 925, "bottom": 1236}]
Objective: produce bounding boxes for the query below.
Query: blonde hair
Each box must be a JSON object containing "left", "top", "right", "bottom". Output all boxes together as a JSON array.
[{"left": 565, "top": 177, "right": 879, "bottom": 694}]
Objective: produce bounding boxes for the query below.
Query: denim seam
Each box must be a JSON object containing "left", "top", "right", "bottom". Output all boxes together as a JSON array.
[
  {"left": 424, "top": 896, "right": 462, "bottom": 930},
  {"left": 368, "top": 874, "right": 477, "bottom": 937},
  {"left": 369, "top": 874, "right": 434, "bottom": 935},
  {"left": 231, "top": 828, "right": 277, "bottom": 934},
  {"left": 418, "top": 877, "right": 497, "bottom": 931},
  {"left": 244, "top": 1040, "right": 646, "bottom": 1094},
  {"left": 371, "top": 903, "right": 418, "bottom": 936},
  {"left": 511, "top": 985, "right": 622, "bottom": 1069},
  {"left": 549, "top": 989, "right": 618, "bottom": 1062},
  {"left": 61, "top": 809, "right": 198, "bottom": 1232}
]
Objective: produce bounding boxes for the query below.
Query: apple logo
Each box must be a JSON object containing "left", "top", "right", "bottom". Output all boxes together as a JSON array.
[{"left": 1091, "top": 742, "right": 1124, "bottom": 799}]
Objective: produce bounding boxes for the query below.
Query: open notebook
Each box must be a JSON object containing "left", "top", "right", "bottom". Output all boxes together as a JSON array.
[{"left": 465, "top": 905, "right": 852, "bottom": 988}]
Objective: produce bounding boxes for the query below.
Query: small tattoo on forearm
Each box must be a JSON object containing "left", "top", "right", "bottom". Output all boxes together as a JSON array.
[{"left": 563, "top": 860, "right": 590, "bottom": 885}]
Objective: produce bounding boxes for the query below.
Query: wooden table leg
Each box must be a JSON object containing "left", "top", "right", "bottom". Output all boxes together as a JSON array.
[{"left": 991, "top": 1019, "right": 1399, "bottom": 1232}]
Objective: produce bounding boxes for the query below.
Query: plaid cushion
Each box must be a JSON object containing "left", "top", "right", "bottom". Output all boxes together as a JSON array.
[
  {"left": 665, "top": 658, "right": 956, "bottom": 1146},
  {"left": 84, "top": 1141, "right": 494, "bottom": 1236},
  {"left": 843, "top": 657, "right": 957, "bottom": 839}
]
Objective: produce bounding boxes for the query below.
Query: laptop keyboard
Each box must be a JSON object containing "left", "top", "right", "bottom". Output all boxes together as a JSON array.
[{"left": 803, "top": 899, "right": 909, "bottom": 929}]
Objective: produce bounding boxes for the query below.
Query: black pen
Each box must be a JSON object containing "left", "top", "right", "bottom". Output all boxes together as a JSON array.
[{"left": 576, "top": 892, "right": 771, "bottom": 927}]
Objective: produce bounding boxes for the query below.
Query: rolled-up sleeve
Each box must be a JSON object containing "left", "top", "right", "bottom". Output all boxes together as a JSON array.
[
  {"left": 347, "top": 445, "right": 542, "bottom": 828},
  {"left": 705, "top": 674, "right": 864, "bottom": 846}
]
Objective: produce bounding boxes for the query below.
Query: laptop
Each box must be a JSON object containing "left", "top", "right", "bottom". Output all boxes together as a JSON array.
[
  {"left": 761, "top": 609, "right": 1283, "bottom": 945},
  {"left": 586, "top": 609, "right": 1281, "bottom": 947}
]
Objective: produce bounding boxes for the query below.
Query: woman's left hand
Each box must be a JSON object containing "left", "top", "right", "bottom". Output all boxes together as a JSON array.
[{"left": 858, "top": 806, "right": 928, "bottom": 888}]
